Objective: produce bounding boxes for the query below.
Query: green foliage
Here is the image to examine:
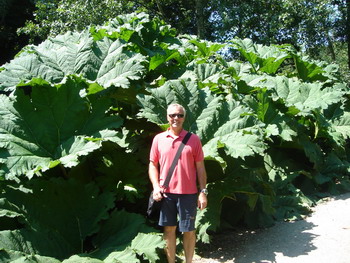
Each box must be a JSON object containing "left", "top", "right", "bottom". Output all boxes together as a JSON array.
[
  {"left": 17, "top": 0, "right": 137, "bottom": 40},
  {"left": 0, "top": 77, "right": 122, "bottom": 179},
  {"left": 1, "top": 12, "right": 350, "bottom": 261},
  {"left": 0, "top": 30, "right": 147, "bottom": 91},
  {"left": 0, "top": 178, "right": 115, "bottom": 259},
  {"left": 137, "top": 81, "right": 265, "bottom": 165},
  {"left": 0, "top": 178, "right": 163, "bottom": 262},
  {"left": 210, "top": 0, "right": 340, "bottom": 48},
  {"left": 0, "top": 0, "right": 35, "bottom": 65}
]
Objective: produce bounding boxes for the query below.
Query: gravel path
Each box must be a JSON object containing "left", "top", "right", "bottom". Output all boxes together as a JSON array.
[{"left": 193, "top": 192, "right": 350, "bottom": 263}]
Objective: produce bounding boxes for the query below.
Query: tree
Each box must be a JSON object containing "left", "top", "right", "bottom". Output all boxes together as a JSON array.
[
  {"left": 17, "top": 0, "right": 138, "bottom": 40},
  {"left": 18, "top": 0, "right": 212, "bottom": 42},
  {"left": 206, "top": 0, "right": 350, "bottom": 78},
  {"left": 196, "top": 0, "right": 207, "bottom": 38},
  {"left": 337, "top": 0, "right": 350, "bottom": 69},
  {"left": 6, "top": 0, "right": 350, "bottom": 78},
  {"left": 208, "top": 0, "right": 333, "bottom": 46},
  {"left": 0, "top": 0, "right": 35, "bottom": 65},
  {"left": 311, "top": 0, "right": 350, "bottom": 81},
  {"left": 347, "top": 0, "right": 350, "bottom": 68}
]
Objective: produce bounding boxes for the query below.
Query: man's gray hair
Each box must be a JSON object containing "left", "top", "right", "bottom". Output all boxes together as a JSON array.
[{"left": 167, "top": 103, "right": 186, "bottom": 116}]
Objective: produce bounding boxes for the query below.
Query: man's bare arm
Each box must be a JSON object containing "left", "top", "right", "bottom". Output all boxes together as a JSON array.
[
  {"left": 196, "top": 160, "right": 208, "bottom": 210},
  {"left": 149, "top": 161, "right": 163, "bottom": 201}
]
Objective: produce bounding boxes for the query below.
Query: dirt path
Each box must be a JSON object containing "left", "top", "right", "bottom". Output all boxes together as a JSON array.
[{"left": 193, "top": 192, "right": 350, "bottom": 263}]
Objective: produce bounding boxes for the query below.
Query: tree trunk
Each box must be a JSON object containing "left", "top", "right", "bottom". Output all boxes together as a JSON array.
[
  {"left": 154, "top": 0, "right": 167, "bottom": 20},
  {"left": 196, "top": 0, "right": 205, "bottom": 39},
  {"left": 327, "top": 35, "right": 336, "bottom": 61},
  {"left": 347, "top": 0, "right": 350, "bottom": 69}
]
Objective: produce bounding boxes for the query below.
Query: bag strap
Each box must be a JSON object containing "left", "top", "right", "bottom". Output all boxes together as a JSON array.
[{"left": 162, "top": 132, "right": 192, "bottom": 189}]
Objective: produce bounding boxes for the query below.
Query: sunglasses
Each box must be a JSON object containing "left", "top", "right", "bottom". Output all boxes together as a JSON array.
[{"left": 168, "top": 114, "right": 184, "bottom": 118}]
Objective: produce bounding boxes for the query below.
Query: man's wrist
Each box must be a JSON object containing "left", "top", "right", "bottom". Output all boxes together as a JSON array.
[{"left": 200, "top": 188, "right": 208, "bottom": 195}]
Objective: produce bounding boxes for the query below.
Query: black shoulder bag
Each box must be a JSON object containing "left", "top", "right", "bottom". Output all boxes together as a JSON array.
[{"left": 147, "top": 132, "right": 192, "bottom": 219}]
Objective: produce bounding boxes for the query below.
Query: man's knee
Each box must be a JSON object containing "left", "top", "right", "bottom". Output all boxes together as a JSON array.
[
  {"left": 183, "top": 230, "right": 196, "bottom": 238},
  {"left": 164, "top": 225, "right": 177, "bottom": 235}
]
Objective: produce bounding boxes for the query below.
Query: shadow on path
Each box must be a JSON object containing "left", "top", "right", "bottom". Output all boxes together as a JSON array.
[
  {"left": 198, "top": 220, "right": 317, "bottom": 263},
  {"left": 197, "top": 192, "right": 350, "bottom": 263}
]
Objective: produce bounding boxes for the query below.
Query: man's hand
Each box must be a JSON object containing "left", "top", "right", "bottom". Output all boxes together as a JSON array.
[
  {"left": 149, "top": 161, "right": 163, "bottom": 201},
  {"left": 152, "top": 188, "right": 163, "bottom": 202},
  {"left": 198, "top": 192, "right": 208, "bottom": 210}
]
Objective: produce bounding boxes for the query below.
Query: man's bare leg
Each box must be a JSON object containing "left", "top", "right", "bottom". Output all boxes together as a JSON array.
[
  {"left": 164, "top": 226, "right": 177, "bottom": 263},
  {"left": 183, "top": 230, "right": 196, "bottom": 263}
]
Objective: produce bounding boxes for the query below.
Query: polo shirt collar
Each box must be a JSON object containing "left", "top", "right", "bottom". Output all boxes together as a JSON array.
[{"left": 166, "top": 128, "right": 187, "bottom": 139}]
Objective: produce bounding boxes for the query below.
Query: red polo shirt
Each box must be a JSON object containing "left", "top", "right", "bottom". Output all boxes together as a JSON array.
[{"left": 150, "top": 129, "right": 204, "bottom": 194}]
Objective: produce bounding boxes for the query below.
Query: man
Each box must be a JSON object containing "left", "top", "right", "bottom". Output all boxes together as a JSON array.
[{"left": 149, "top": 103, "right": 208, "bottom": 263}]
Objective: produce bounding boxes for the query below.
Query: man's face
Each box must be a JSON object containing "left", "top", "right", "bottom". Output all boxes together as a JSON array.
[{"left": 167, "top": 106, "right": 185, "bottom": 129}]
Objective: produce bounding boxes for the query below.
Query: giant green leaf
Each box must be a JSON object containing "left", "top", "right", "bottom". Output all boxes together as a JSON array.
[
  {"left": 330, "top": 111, "right": 350, "bottom": 140},
  {"left": 0, "top": 249, "right": 61, "bottom": 263},
  {"left": 239, "top": 75, "right": 345, "bottom": 116},
  {"left": 244, "top": 88, "right": 298, "bottom": 141},
  {"left": 0, "top": 177, "right": 163, "bottom": 262},
  {"left": 0, "top": 229, "right": 74, "bottom": 260},
  {"left": 91, "top": 209, "right": 160, "bottom": 260},
  {"left": 102, "top": 233, "right": 164, "bottom": 263},
  {"left": 62, "top": 255, "right": 104, "bottom": 263},
  {"left": 0, "top": 30, "right": 146, "bottom": 91},
  {"left": 137, "top": 79, "right": 265, "bottom": 164},
  {"left": 103, "top": 248, "right": 138, "bottom": 263},
  {"left": 94, "top": 144, "right": 147, "bottom": 203},
  {"left": 0, "top": 178, "right": 116, "bottom": 260},
  {"left": 293, "top": 54, "right": 327, "bottom": 82},
  {"left": 276, "top": 77, "right": 344, "bottom": 114},
  {"left": 131, "top": 233, "right": 164, "bottom": 262},
  {"left": 232, "top": 38, "right": 290, "bottom": 74},
  {"left": 0, "top": 76, "right": 122, "bottom": 179}
]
